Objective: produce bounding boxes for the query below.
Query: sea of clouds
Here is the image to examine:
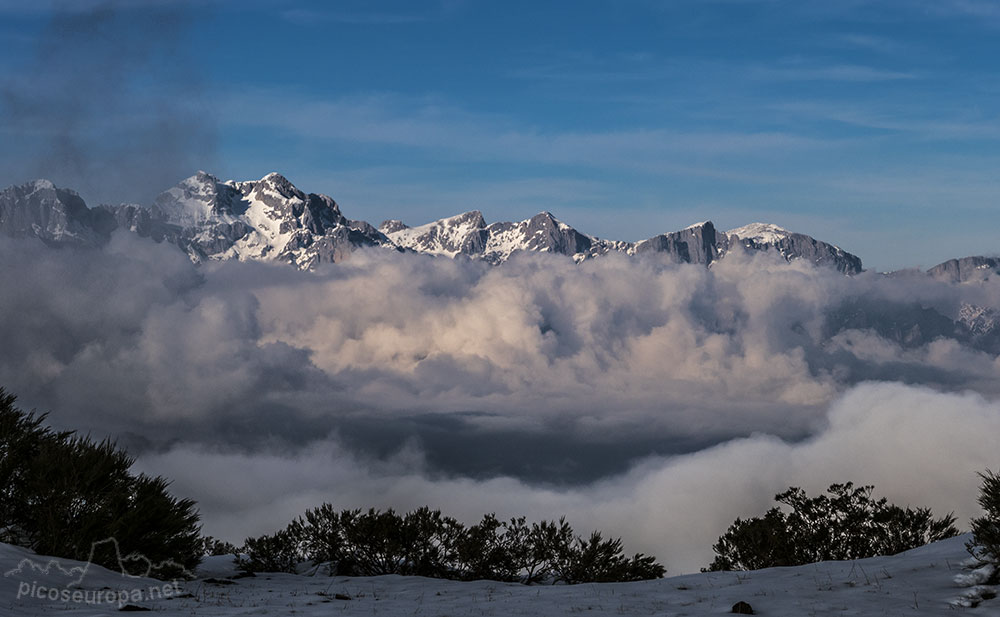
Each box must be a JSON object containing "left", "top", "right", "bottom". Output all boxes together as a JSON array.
[{"left": 2, "top": 233, "right": 999, "bottom": 572}]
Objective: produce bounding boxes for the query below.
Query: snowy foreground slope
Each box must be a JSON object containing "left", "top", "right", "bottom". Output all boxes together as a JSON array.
[{"left": 3, "top": 536, "right": 998, "bottom": 616}]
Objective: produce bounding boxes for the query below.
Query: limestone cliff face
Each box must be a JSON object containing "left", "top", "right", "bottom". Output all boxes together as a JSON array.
[{"left": 928, "top": 256, "right": 1000, "bottom": 283}]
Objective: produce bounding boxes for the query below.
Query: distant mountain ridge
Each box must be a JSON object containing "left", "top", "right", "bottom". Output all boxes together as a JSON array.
[
  {"left": 0, "top": 171, "right": 941, "bottom": 276},
  {"left": 380, "top": 209, "right": 865, "bottom": 272},
  {"left": 927, "top": 256, "right": 1000, "bottom": 283}
]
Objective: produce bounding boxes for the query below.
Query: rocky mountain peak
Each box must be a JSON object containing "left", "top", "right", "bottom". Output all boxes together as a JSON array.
[
  {"left": 6, "top": 178, "right": 83, "bottom": 205},
  {"left": 726, "top": 222, "right": 790, "bottom": 244},
  {"left": 25, "top": 179, "right": 58, "bottom": 193},
  {"left": 153, "top": 171, "right": 244, "bottom": 225},
  {"left": 379, "top": 219, "right": 409, "bottom": 234},
  {"left": 452, "top": 210, "right": 487, "bottom": 228},
  {"left": 0, "top": 179, "right": 112, "bottom": 247},
  {"left": 252, "top": 172, "right": 306, "bottom": 202},
  {"left": 682, "top": 220, "right": 716, "bottom": 234},
  {"left": 177, "top": 170, "right": 223, "bottom": 196},
  {"left": 724, "top": 222, "right": 862, "bottom": 274},
  {"left": 632, "top": 220, "right": 722, "bottom": 264},
  {"left": 383, "top": 210, "right": 490, "bottom": 258},
  {"left": 526, "top": 211, "right": 564, "bottom": 228}
]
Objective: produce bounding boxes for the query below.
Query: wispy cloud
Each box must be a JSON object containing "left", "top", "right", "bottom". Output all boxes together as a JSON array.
[
  {"left": 833, "top": 33, "right": 912, "bottom": 56},
  {"left": 277, "top": 0, "right": 465, "bottom": 27},
  {"left": 280, "top": 8, "right": 429, "bottom": 26},
  {"left": 508, "top": 51, "right": 684, "bottom": 83},
  {"left": 774, "top": 101, "right": 1000, "bottom": 141},
  {"left": 750, "top": 63, "right": 918, "bottom": 82},
  {"left": 930, "top": 0, "right": 1000, "bottom": 20},
  {"left": 220, "top": 89, "right": 847, "bottom": 175}
]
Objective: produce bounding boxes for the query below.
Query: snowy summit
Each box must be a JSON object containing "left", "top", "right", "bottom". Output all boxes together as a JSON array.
[{"left": 726, "top": 222, "right": 791, "bottom": 245}]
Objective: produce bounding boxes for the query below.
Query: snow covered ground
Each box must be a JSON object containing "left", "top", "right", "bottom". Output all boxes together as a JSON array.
[{"left": 2, "top": 535, "right": 998, "bottom": 616}]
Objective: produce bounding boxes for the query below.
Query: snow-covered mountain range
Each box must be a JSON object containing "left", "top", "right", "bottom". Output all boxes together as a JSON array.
[
  {"left": 0, "top": 172, "right": 869, "bottom": 273},
  {"left": 4, "top": 171, "right": 998, "bottom": 280},
  {"left": 379, "top": 211, "right": 865, "bottom": 273}
]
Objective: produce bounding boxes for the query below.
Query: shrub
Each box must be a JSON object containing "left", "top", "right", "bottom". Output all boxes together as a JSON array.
[
  {"left": 456, "top": 513, "right": 518, "bottom": 581},
  {"left": 0, "top": 388, "right": 202, "bottom": 578},
  {"left": 539, "top": 522, "right": 666, "bottom": 584},
  {"left": 968, "top": 470, "right": 1000, "bottom": 574},
  {"left": 527, "top": 517, "right": 575, "bottom": 583},
  {"left": 201, "top": 536, "right": 239, "bottom": 557},
  {"left": 289, "top": 502, "right": 347, "bottom": 572},
  {"left": 340, "top": 508, "right": 413, "bottom": 575},
  {"left": 236, "top": 529, "right": 302, "bottom": 574},
  {"left": 502, "top": 516, "right": 550, "bottom": 584},
  {"left": 622, "top": 551, "right": 668, "bottom": 582},
  {"left": 707, "top": 482, "right": 958, "bottom": 571},
  {"left": 0, "top": 389, "right": 70, "bottom": 546},
  {"left": 285, "top": 505, "right": 467, "bottom": 577},
  {"left": 236, "top": 504, "right": 665, "bottom": 584},
  {"left": 707, "top": 507, "right": 799, "bottom": 572},
  {"left": 400, "top": 506, "right": 463, "bottom": 578}
]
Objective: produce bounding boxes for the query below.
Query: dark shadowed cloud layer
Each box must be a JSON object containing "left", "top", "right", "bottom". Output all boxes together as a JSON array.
[{"left": 2, "top": 235, "right": 999, "bottom": 572}]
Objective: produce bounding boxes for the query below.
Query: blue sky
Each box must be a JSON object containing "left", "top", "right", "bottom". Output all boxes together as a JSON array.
[{"left": 2, "top": 0, "right": 999, "bottom": 270}]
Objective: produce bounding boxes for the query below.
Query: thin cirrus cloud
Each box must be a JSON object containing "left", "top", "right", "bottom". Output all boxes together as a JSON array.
[
  {"left": 833, "top": 33, "right": 913, "bottom": 56},
  {"left": 279, "top": 8, "right": 430, "bottom": 26},
  {"left": 277, "top": 0, "right": 464, "bottom": 26},
  {"left": 220, "top": 90, "right": 843, "bottom": 166},
  {"left": 772, "top": 101, "right": 1000, "bottom": 141},
  {"left": 928, "top": 0, "right": 1000, "bottom": 21},
  {"left": 747, "top": 63, "right": 919, "bottom": 82}
]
